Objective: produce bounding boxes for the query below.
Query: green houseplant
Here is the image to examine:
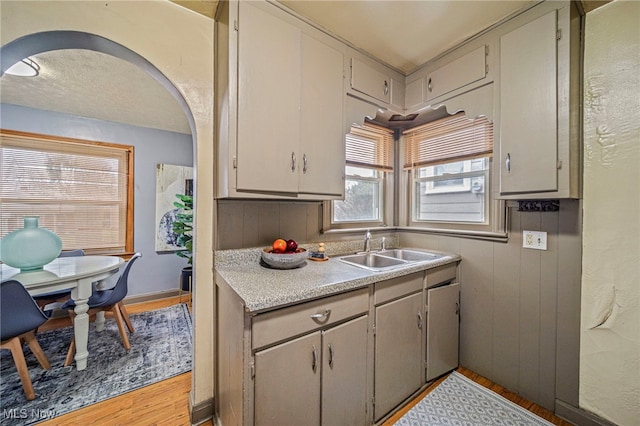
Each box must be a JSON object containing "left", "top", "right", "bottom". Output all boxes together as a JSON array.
[
  {"left": 172, "top": 192, "right": 193, "bottom": 265},
  {"left": 173, "top": 179, "right": 193, "bottom": 292}
]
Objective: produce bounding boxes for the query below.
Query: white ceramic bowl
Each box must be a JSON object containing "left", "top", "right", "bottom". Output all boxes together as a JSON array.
[{"left": 261, "top": 248, "right": 308, "bottom": 269}]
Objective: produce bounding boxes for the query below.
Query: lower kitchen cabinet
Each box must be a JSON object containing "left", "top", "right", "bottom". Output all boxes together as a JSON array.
[
  {"left": 426, "top": 282, "right": 460, "bottom": 381},
  {"left": 216, "top": 259, "right": 461, "bottom": 426},
  {"left": 321, "top": 316, "right": 369, "bottom": 426},
  {"left": 254, "top": 332, "right": 320, "bottom": 425},
  {"left": 373, "top": 273, "right": 425, "bottom": 421},
  {"left": 254, "top": 315, "right": 369, "bottom": 426}
]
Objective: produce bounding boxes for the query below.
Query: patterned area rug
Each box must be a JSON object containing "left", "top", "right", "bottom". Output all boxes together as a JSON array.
[
  {"left": 395, "top": 371, "right": 554, "bottom": 426},
  {"left": 0, "top": 304, "right": 192, "bottom": 425}
]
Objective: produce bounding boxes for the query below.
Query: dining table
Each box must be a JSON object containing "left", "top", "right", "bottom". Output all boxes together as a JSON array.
[{"left": 0, "top": 255, "right": 124, "bottom": 371}]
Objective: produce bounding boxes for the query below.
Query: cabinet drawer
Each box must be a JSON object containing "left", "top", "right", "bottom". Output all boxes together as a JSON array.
[
  {"left": 425, "top": 263, "right": 457, "bottom": 288},
  {"left": 424, "top": 45, "right": 487, "bottom": 102},
  {"left": 252, "top": 288, "right": 369, "bottom": 350},
  {"left": 351, "top": 58, "right": 391, "bottom": 104},
  {"left": 374, "top": 272, "right": 423, "bottom": 306}
]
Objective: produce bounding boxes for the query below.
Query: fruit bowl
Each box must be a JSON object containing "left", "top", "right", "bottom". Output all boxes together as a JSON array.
[{"left": 261, "top": 248, "right": 308, "bottom": 269}]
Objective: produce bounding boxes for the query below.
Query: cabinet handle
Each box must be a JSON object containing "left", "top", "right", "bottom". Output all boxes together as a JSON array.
[
  {"left": 328, "top": 344, "right": 334, "bottom": 368},
  {"left": 312, "top": 345, "right": 318, "bottom": 372},
  {"left": 428, "top": 77, "right": 432, "bottom": 92},
  {"left": 455, "top": 302, "right": 460, "bottom": 316},
  {"left": 291, "top": 152, "right": 296, "bottom": 172},
  {"left": 505, "top": 153, "right": 511, "bottom": 173},
  {"left": 383, "top": 80, "right": 389, "bottom": 96},
  {"left": 303, "top": 154, "right": 308, "bottom": 174},
  {"left": 310, "top": 309, "right": 331, "bottom": 321},
  {"left": 417, "top": 311, "right": 423, "bottom": 330}
]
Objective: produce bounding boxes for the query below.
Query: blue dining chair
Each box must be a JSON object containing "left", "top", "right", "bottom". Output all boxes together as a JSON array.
[
  {"left": 33, "top": 249, "right": 86, "bottom": 310},
  {"left": 0, "top": 280, "right": 52, "bottom": 401},
  {"left": 63, "top": 252, "right": 141, "bottom": 366}
]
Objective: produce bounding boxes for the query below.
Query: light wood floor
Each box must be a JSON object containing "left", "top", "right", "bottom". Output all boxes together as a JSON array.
[{"left": 36, "top": 297, "right": 570, "bottom": 426}]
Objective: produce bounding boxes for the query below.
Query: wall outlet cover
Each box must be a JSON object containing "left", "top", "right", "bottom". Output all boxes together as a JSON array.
[{"left": 523, "top": 230, "right": 547, "bottom": 250}]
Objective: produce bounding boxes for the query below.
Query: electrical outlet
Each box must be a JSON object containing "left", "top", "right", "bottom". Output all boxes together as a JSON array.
[{"left": 523, "top": 230, "right": 547, "bottom": 250}]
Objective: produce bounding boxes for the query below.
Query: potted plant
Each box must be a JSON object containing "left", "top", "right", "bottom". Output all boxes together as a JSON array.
[{"left": 173, "top": 179, "right": 193, "bottom": 291}]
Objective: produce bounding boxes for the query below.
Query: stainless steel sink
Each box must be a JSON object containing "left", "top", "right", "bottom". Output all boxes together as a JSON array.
[
  {"left": 338, "top": 253, "right": 408, "bottom": 271},
  {"left": 338, "top": 248, "right": 445, "bottom": 271},
  {"left": 376, "top": 249, "right": 444, "bottom": 262}
]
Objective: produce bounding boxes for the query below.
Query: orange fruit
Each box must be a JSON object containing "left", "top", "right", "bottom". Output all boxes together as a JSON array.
[{"left": 272, "top": 238, "right": 287, "bottom": 253}]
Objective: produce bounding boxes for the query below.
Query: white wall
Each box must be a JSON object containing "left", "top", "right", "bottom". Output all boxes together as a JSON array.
[
  {"left": 1, "top": 103, "right": 193, "bottom": 297},
  {"left": 581, "top": 1, "right": 640, "bottom": 425}
]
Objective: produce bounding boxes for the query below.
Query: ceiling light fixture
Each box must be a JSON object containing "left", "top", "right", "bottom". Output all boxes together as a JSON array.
[{"left": 5, "top": 57, "right": 40, "bottom": 77}]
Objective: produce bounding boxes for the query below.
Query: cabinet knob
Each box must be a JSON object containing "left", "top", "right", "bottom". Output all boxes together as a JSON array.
[
  {"left": 291, "top": 152, "right": 296, "bottom": 172},
  {"left": 427, "top": 78, "right": 433, "bottom": 92},
  {"left": 383, "top": 80, "right": 389, "bottom": 96}
]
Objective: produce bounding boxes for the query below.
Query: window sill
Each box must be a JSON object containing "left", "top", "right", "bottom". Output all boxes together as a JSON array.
[
  {"left": 322, "top": 225, "right": 508, "bottom": 243},
  {"left": 396, "top": 226, "right": 508, "bottom": 243}
]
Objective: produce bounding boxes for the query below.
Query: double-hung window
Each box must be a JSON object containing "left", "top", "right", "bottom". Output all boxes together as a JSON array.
[
  {"left": 404, "top": 113, "right": 501, "bottom": 233},
  {"left": 331, "top": 122, "right": 393, "bottom": 227},
  {"left": 0, "top": 130, "right": 133, "bottom": 254}
]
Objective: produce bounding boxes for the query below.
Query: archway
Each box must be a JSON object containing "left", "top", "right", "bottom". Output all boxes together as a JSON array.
[{"left": 0, "top": 7, "right": 214, "bottom": 415}]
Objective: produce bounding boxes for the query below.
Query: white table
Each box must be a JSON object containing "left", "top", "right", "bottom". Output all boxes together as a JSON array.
[{"left": 0, "top": 255, "right": 124, "bottom": 371}]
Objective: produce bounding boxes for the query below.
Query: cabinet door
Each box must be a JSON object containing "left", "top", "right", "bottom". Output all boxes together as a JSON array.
[
  {"left": 322, "top": 315, "right": 369, "bottom": 426},
  {"left": 254, "top": 332, "right": 321, "bottom": 426},
  {"left": 237, "top": 1, "right": 300, "bottom": 193},
  {"left": 499, "top": 11, "right": 558, "bottom": 194},
  {"left": 350, "top": 58, "right": 391, "bottom": 104},
  {"left": 426, "top": 283, "right": 460, "bottom": 381},
  {"left": 424, "top": 45, "right": 487, "bottom": 102},
  {"left": 374, "top": 292, "right": 424, "bottom": 421},
  {"left": 299, "top": 34, "right": 345, "bottom": 197}
]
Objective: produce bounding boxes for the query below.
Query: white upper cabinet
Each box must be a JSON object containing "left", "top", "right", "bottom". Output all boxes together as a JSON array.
[
  {"left": 350, "top": 57, "right": 391, "bottom": 104},
  {"left": 499, "top": 11, "right": 558, "bottom": 195},
  {"left": 348, "top": 56, "right": 405, "bottom": 111},
  {"left": 498, "top": 4, "right": 581, "bottom": 199},
  {"left": 236, "top": 1, "right": 301, "bottom": 194},
  {"left": 299, "top": 34, "right": 345, "bottom": 196},
  {"left": 424, "top": 45, "right": 488, "bottom": 102},
  {"left": 216, "top": 0, "right": 346, "bottom": 199}
]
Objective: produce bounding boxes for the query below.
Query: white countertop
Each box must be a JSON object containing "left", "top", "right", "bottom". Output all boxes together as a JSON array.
[{"left": 215, "top": 246, "right": 460, "bottom": 314}]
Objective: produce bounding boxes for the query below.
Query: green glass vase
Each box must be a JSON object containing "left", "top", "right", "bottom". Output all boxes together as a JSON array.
[{"left": 0, "top": 216, "right": 62, "bottom": 271}]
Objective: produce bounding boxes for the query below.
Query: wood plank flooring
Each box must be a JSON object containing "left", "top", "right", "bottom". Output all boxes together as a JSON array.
[{"left": 36, "top": 297, "right": 569, "bottom": 426}]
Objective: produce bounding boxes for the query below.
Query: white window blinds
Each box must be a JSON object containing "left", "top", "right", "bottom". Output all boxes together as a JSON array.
[
  {"left": 403, "top": 112, "right": 493, "bottom": 169},
  {"left": 0, "top": 130, "right": 133, "bottom": 253},
  {"left": 346, "top": 122, "right": 394, "bottom": 171}
]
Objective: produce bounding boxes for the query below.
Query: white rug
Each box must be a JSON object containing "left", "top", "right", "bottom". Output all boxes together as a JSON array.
[{"left": 395, "top": 371, "right": 555, "bottom": 426}]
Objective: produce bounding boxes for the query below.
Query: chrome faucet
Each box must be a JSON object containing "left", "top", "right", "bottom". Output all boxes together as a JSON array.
[
  {"left": 364, "top": 230, "right": 372, "bottom": 253},
  {"left": 381, "top": 236, "right": 387, "bottom": 251}
]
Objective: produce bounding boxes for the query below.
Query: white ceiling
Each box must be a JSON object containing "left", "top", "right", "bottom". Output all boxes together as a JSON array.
[{"left": 0, "top": 0, "right": 536, "bottom": 134}]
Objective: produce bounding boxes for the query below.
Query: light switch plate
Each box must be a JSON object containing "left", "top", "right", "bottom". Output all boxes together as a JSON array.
[{"left": 523, "top": 230, "right": 547, "bottom": 250}]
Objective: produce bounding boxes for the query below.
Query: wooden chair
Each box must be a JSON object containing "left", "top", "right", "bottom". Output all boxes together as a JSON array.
[
  {"left": 0, "top": 280, "right": 51, "bottom": 401},
  {"left": 63, "top": 253, "right": 141, "bottom": 366}
]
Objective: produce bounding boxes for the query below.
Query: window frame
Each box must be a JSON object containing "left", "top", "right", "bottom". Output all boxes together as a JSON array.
[
  {"left": 324, "top": 121, "right": 395, "bottom": 231},
  {"left": 399, "top": 114, "right": 506, "bottom": 237},
  {"left": 0, "top": 129, "right": 134, "bottom": 255}
]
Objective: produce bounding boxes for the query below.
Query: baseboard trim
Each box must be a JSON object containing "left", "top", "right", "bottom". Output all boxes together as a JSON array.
[
  {"left": 555, "top": 400, "right": 617, "bottom": 426},
  {"left": 189, "top": 393, "right": 214, "bottom": 426},
  {"left": 124, "top": 289, "right": 187, "bottom": 305}
]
